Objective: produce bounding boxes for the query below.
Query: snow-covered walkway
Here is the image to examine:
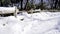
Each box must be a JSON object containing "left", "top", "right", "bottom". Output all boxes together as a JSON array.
[{"left": 0, "top": 12, "right": 60, "bottom": 34}]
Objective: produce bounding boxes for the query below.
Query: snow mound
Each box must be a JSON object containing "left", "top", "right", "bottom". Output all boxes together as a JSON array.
[{"left": 0, "top": 12, "right": 60, "bottom": 34}]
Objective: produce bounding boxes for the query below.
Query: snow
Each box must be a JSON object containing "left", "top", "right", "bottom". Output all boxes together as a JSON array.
[
  {"left": 0, "top": 12, "right": 60, "bottom": 34},
  {"left": 34, "top": 9, "right": 41, "bottom": 12},
  {"left": 0, "top": 7, "right": 16, "bottom": 14}
]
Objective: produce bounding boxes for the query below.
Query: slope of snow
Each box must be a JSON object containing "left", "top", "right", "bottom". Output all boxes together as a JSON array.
[
  {"left": 0, "top": 12, "right": 60, "bottom": 34},
  {"left": 31, "top": 12, "right": 60, "bottom": 20}
]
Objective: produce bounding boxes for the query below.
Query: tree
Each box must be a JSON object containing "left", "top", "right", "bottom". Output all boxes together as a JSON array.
[
  {"left": 24, "top": 0, "right": 35, "bottom": 10},
  {"left": 41, "top": 0, "right": 43, "bottom": 10},
  {"left": 48, "top": 0, "right": 59, "bottom": 9},
  {"left": 58, "top": 0, "right": 60, "bottom": 8},
  {"left": 54, "top": 0, "right": 58, "bottom": 9},
  {"left": 24, "top": 0, "right": 29, "bottom": 10},
  {"left": 20, "top": 0, "right": 23, "bottom": 10},
  {"left": 0, "top": 0, "right": 11, "bottom": 6}
]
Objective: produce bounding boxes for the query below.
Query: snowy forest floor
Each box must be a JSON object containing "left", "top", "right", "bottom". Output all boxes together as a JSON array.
[{"left": 0, "top": 12, "right": 60, "bottom": 34}]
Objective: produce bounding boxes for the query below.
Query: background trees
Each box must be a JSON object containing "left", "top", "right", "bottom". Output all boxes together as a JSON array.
[
  {"left": 0, "top": 0, "right": 11, "bottom": 6},
  {"left": 0, "top": 0, "right": 60, "bottom": 10},
  {"left": 48, "top": 0, "right": 60, "bottom": 9}
]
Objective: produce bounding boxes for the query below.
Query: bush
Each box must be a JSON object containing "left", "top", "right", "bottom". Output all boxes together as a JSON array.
[{"left": 26, "top": 3, "right": 36, "bottom": 11}]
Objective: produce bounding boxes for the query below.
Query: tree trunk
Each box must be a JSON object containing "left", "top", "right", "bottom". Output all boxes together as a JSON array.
[
  {"left": 24, "top": 0, "right": 29, "bottom": 10},
  {"left": 21, "top": 0, "right": 23, "bottom": 10},
  {"left": 31, "top": 0, "right": 33, "bottom": 4},
  {"left": 41, "top": 0, "right": 43, "bottom": 10},
  {"left": 54, "top": 0, "right": 58, "bottom": 9}
]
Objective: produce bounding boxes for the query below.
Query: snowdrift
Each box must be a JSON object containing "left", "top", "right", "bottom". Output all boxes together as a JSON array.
[{"left": 0, "top": 12, "right": 60, "bottom": 34}]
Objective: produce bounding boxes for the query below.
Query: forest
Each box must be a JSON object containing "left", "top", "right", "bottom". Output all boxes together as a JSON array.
[{"left": 0, "top": 0, "right": 60, "bottom": 10}]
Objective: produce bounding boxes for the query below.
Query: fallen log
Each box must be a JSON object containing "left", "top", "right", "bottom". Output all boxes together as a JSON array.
[{"left": 0, "top": 6, "right": 19, "bottom": 17}]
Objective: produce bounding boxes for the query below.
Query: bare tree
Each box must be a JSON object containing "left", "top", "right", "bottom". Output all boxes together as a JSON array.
[
  {"left": 24, "top": 0, "right": 29, "bottom": 10},
  {"left": 20, "top": 0, "right": 23, "bottom": 10}
]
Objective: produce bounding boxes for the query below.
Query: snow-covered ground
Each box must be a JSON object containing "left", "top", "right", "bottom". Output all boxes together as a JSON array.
[{"left": 0, "top": 12, "right": 60, "bottom": 34}]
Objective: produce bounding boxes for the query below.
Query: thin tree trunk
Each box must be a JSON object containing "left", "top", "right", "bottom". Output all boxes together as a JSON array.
[
  {"left": 24, "top": 0, "right": 29, "bottom": 10},
  {"left": 21, "top": 0, "right": 23, "bottom": 10},
  {"left": 31, "top": 0, "right": 33, "bottom": 4},
  {"left": 41, "top": 0, "right": 43, "bottom": 10},
  {"left": 54, "top": 0, "right": 58, "bottom": 9}
]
